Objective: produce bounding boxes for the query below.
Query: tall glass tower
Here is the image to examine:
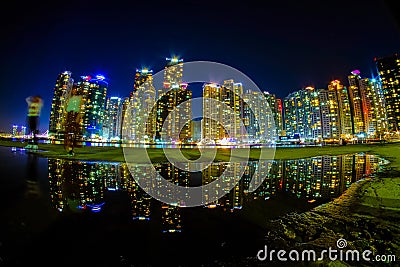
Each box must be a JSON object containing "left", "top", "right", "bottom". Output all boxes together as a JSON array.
[
  {"left": 328, "top": 80, "right": 353, "bottom": 139},
  {"left": 155, "top": 57, "right": 191, "bottom": 143},
  {"left": 124, "top": 68, "right": 156, "bottom": 143},
  {"left": 49, "top": 71, "right": 74, "bottom": 138},
  {"left": 375, "top": 54, "right": 400, "bottom": 132},
  {"left": 283, "top": 86, "right": 320, "bottom": 141},
  {"left": 78, "top": 75, "right": 108, "bottom": 139},
  {"left": 103, "top": 97, "right": 122, "bottom": 140},
  {"left": 348, "top": 70, "right": 367, "bottom": 136}
]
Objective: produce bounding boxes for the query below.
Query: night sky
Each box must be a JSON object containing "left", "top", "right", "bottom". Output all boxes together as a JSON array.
[{"left": 1, "top": 0, "right": 399, "bottom": 132}]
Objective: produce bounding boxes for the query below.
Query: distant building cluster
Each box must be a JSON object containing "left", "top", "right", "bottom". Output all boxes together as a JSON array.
[
  {"left": 12, "top": 125, "right": 26, "bottom": 137},
  {"left": 281, "top": 53, "right": 400, "bottom": 143},
  {"left": 48, "top": 72, "right": 108, "bottom": 140},
  {"left": 47, "top": 53, "right": 400, "bottom": 144}
]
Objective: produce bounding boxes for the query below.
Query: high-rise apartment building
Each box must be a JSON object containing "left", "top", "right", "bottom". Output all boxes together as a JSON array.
[
  {"left": 103, "top": 97, "right": 122, "bottom": 140},
  {"left": 327, "top": 80, "right": 353, "bottom": 138},
  {"left": 375, "top": 53, "right": 400, "bottom": 132},
  {"left": 318, "top": 89, "right": 340, "bottom": 140},
  {"left": 155, "top": 57, "right": 191, "bottom": 142},
  {"left": 283, "top": 86, "right": 321, "bottom": 140},
  {"left": 120, "top": 97, "right": 130, "bottom": 141},
  {"left": 78, "top": 75, "right": 108, "bottom": 139},
  {"left": 49, "top": 71, "right": 74, "bottom": 138},
  {"left": 348, "top": 70, "right": 367, "bottom": 135},
  {"left": 163, "top": 57, "right": 183, "bottom": 89},
  {"left": 263, "top": 91, "right": 283, "bottom": 138},
  {"left": 222, "top": 80, "right": 244, "bottom": 141},
  {"left": 155, "top": 85, "right": 192, "bottom": 142},
  {"left": 202, "top": 80, "right": 249, "bottom": 143},
  {"left": 347, "top": 70, "right": 387, "bottom": 138},
  {"left": 124, "top": 68, "right": 156, "bottom": 142},
  {"left": 367, "top": 77, "right": 387, "bottom": 137},
  {"left": 202, "top": 83, "right": 226, "bottom": 141}
]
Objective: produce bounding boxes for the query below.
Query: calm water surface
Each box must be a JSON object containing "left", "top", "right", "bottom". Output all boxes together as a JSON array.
[{"left": 0, "top": 146, "right": 387, "bottom": 266}]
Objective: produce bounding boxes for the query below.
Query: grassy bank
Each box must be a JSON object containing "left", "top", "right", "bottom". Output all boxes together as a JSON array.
[{"left": 1, "top": 140, "right": 400, "bottom": 165}]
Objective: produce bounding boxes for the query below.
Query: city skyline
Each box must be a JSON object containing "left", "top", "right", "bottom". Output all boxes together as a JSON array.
[
  {"left": 1, "top": 0, "right": 399, "bottom": 131},
  {"left": 7, "top": 53, "right": 400, "bottom": 143},
  {"left": 4, "top": 52, "right": 399, "bottom": 136}
]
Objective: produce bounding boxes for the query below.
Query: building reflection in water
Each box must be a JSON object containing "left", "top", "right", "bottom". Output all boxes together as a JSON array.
[{"left": 48, "top": 153, "right": 384, "bottom": 232}]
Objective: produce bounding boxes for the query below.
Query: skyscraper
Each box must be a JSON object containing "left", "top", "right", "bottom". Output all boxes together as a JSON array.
[
  {"left": 202, "top": 80, "right": 248, "bottom": 143},
  {"left": 222, "top": 80, "right": 244, "bottom": 141},
  {"left": 49, "top": 71, "right": 74, "bottom": 138},
  {"left": 124, "top": 68, "right": 156, "bottom": 143},
  {"left": 348, "top": 70, "right": 367, "bottom": 135},
  {"left": 347, "top": 70, "right": 387, "bottom": 138},
  {"left": 328, "top": 80, "right": 353, "bottom": 139},
  {"left": 120, "top": 97, "right": 130, "bottom": 141},
  {"left": 202, "top": 83, "right": 226, "bottom": 141},
  {"left": 318, "top": 89, "right": 340, "bottom": 141},
  {"left": 155, "top": 85, "right": 192, "bottom": 142},
  {"left": 375, "top": 54, "right": 400, "bottom": 132},
  {"left": 368, "top": 77, "right": 387, "bottom": 138},
  {"left": 283, "top": 86, "right": 321, "bottom": 141},
  {"left": 103, "top": 97, "right": 122, "bottom": 141},
  {"left": 191, "top": 118, "right": 202, "bottom": 142},
  {"left": 155, "top": 57, "right": 192, "bottom": 142},
  {"left": 163, "top": 57, "right": 183, "bottom": 89},
  {"left": 78, "top": 75, "right": 108, "bottom": 139},
  {"left": 263, "top": 91, "right": 283, "bottom": 138}
]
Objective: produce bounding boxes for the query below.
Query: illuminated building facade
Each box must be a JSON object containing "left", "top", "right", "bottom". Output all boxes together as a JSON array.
[
  {"left": 283, "top": 75, "right": 386, "bottom": 142},
  {"left": 49, "top": 71, "right": 74, "bottom": 138},
  {"left": 163, "top": 57, "right": 183, "bottom": 89},
  {"left": 202, "top": 80, "right": 248, "bottom": 143},
  {"left": 202, "top": 83, "right": 226, "bottom": 141},
  {"left": 283, "top": 86, "right": 321, "bottom": 140},
  {"left": 328, "top": 80, "right": 353, "bottom": 139},
  {"left": 348, "top": 70, "right": 367, "bottom": 135},
  {"left": 155, "top": 58, "right": 191, "bottom": 142},
  {"left": 375, "top": 54, "right": 400, "bottom": 132},
  {"left": 223, "top": 79, "right": 245, "bottom": 141},
  {"left": 125, "top": 68, "right": 156, "bottom": 142},
  {"left": 12, "top": 125, "right": 17, "bottom": 137},
  {"left": 103, "top": 97, "right": 122, "bottom": 140},
  {"left": 191, "top": 118, "right": 202, "bottom": 142},
  {"left": 263, "top": 91, "right": 283, "bottom": 138},
  {"left": 120, "top": 97, "right": 130, "bottom": 140},
  {"left": 243, "top": 89, "right": 275, "bottom": 142},
  {"left": 347, "top": 70, "right": 387, "bottom": 138},
  {"left": 367, "top": 77, "right": 387, "bottom": 137},
  {"left": 78, "top": 75, "right": 108, "bottom": 139},
  {"left": 318, "top": 89, "right": 340, "bottom": 140},
  {"left": 12, "top": 125, "right": 26, "bottom": 137}
]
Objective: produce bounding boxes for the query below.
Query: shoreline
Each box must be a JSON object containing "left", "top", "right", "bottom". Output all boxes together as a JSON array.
[
  {"left": 246, "top": 154, "right": 400, "bottom": 265},
  {"left": 247, "top": 175, "right": 400, "bottom": 265},
  {"left": 1, "top": 139, "right": 399, "bottom": 163}
]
